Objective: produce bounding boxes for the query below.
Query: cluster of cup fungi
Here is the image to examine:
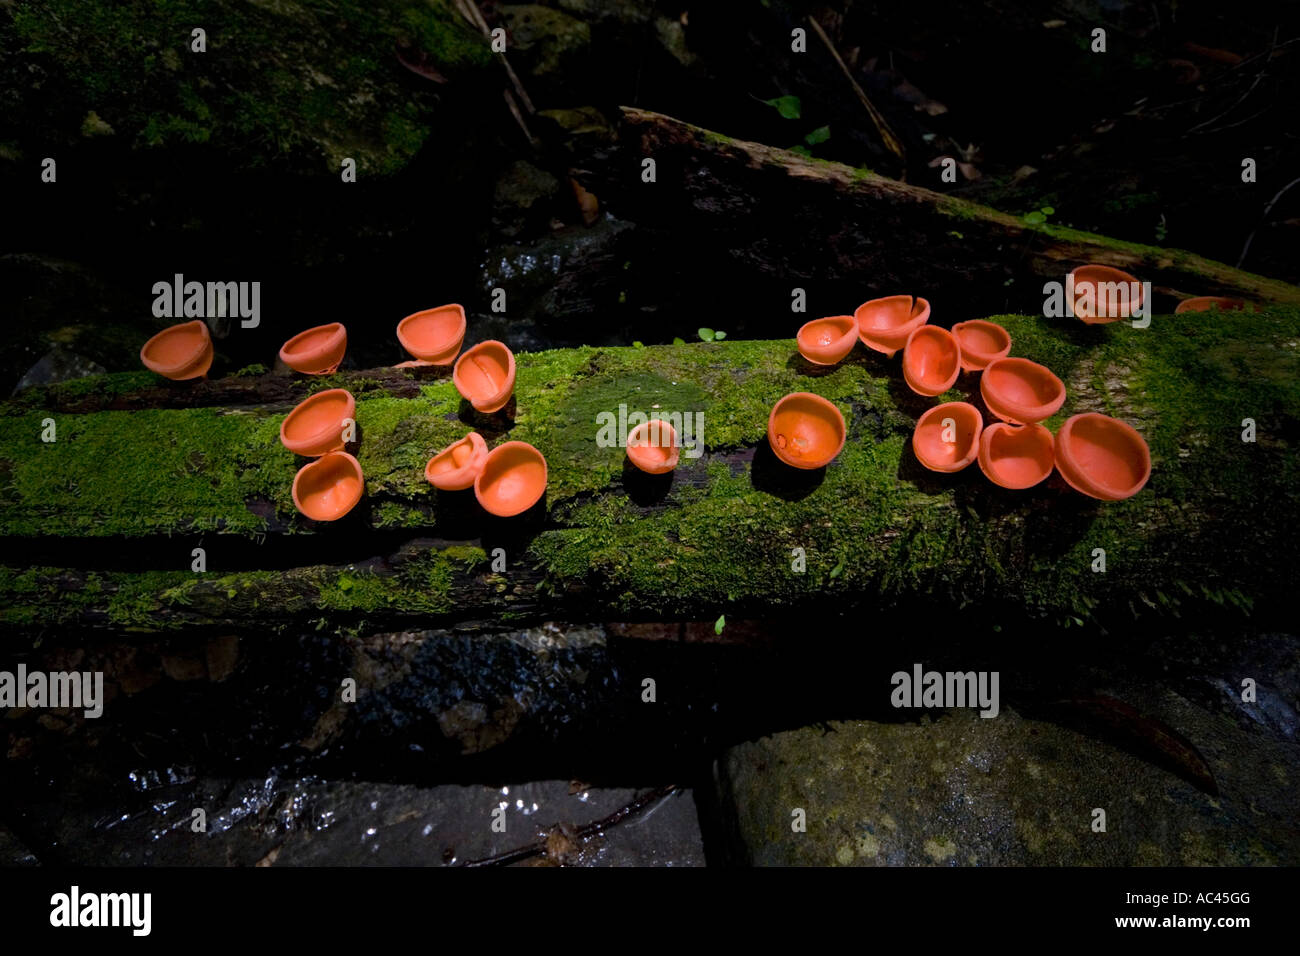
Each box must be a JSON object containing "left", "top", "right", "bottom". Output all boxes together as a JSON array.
[
  {"left": 782, "top": 263, "right": 1250, "bottom": 499},
  {"left": 138, "top": 264, "right": 1248, "bottom": 521}
]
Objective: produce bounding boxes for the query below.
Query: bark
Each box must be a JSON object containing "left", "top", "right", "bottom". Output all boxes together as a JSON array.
[{"left": 608, "top": 107, "right": 1300, "bottom": 312}]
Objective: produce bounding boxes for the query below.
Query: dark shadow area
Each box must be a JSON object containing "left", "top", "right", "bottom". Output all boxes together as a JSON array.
[
  {"left": 749, "top": 439, "right": 826, "bottom": 500},
  {"left": 457, "top": 396, "right": 517, "bottom": 439},
  {"left": 621, "top": 457, "right": 675, "bottom": 505}
]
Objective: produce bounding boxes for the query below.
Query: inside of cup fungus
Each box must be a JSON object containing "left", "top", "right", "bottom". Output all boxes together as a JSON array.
[
  {"left": 771, "top": 396, "right": 844, "bottom": 462},
  {"left": 986, "top": 425, "right": 1053, "bottom": 485},
  {"left": 860, "top": 295, "right": 919, "bottom": 331},
  {"left": 477, "top": 445, "right": 546, "bottom": 512},
  {"left": 461, "top": 349, "right": 509, "bottom": 395},
  {"left": 955, "top": 321, "right": 1008, "bottom": 357},
  {"left": 1067, "top": 416, "right": 1147, "bottom": 493},
  {"left": 915, "top": 404, "right": 979, "bottom": 468},
  {"left": 286, "top": 391, "right": 351, "bottom": 442},
  {"left": 145, "top": 323, "right": 207, "bottom": 367},
  {"left": 803, "top": 316, "right": 855, "bottom": 344},
  {"left": 403, "top": 308, "right": 463, "bottom": 351},
  {"left": 285, "top": 324, "right": 341, "bottom": 358},
  {"left": 429, "top": 436, "right": 476, "bottom": 476},
  {"left": 629, "top": 422, "right": 677, "bottom": 464},
  {"left": 986, "top": 361, "right": 1059, "bottom": 408},
  {"left": 298, "top": 455, "right": 361, "bottom": 514},
  {"left": 906, "top": 328, "right": 958, "bottom": 384}
]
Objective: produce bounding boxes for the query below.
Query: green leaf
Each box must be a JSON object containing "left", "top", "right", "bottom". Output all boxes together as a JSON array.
[
  {"left": 632, "top": 340, "right": 644, "bottom": 349},
  {"left": 788, "top": 144, "right": 812, "bottom": 157},
  {"left": 763, "top": 95, "right": 802, "bottom": 119},
  {"left": 829, "top": 557, "right": 844, "bottom": 579},
  {"left": 947, "top": 230, "right": 964, "bottom": 239},
  {"left": 698, "top": 328, "right": 715, "bottom": 342},
  {"left": 338, "top": 575, "right": 354, "bottom": 592},
  {"left": 1040, "top": 205, "right": 1055, "bottom": 215},
  {"left": 804, "top": 125, "right": 831, "bottom": 145},
  {"left": 1024, "top": 210, "right": 1046, "bottom": 225},
  {"left": 672, "top": 336, "right": 686, "bottom": 346},
  {"left": 715, "top": 614, "right": 726, "bottom": 635},
  {"left": 713, "top": 330, "right": 726, "bottom": 340}
]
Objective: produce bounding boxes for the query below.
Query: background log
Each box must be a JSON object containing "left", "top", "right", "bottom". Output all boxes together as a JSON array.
[{"left": 602, "top": 108, "right": 1300, "bottom": 316}]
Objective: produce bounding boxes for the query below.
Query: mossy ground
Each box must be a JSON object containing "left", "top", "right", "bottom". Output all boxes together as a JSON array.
[
  {"left": 2, "top": 308, "right": 1297, "bottom": 632},
  {"left": 7, "top": 0, "right": 491, "bottom": 172}
]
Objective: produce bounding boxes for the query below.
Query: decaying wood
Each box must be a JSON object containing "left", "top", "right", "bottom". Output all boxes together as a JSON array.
[{"left": 611, "top": 107, "right": 1300, "bottom": 311}]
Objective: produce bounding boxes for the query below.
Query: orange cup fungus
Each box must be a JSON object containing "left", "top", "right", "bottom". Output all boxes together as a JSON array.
[
  {"left": 912, "top": 402, "right": 982, "bottom": 473},
  {"left": 280, "top": 323, "right": 347, "bottom": 375},
  {"left": 978, "top": 422, "right": 1054, "bottom": 489},
  {"left": 626, "top": 419, "right": 681, "bottom": 474},
  {"left": 474, "top": 441, "right": 548, "bottom": 517},
  {"left": 453, "top": 340, "right": 516, "bottom": 413},
  {"left": 1054, "top": 413, "right": 1151, "bottom": 501},
  {"left": 1174, "top": 296, "right": 1249, "bottom": 314},
  {"left": 397, "top": 304, "right": 467, "bottom": 365},
  {"left": 1069, "top": 264, "right": 1143, "bottom": 324},
  {"left": 980, "top": 357, "right": 1066, "bottom": 425},
  {"left": 292, "top": 451, "right": 364, "bottom": 521},
  {"left": 767, "top": 392, "right": 846, "bottom": 470},
  {"left": 279, "top": 388, "right": 356, "bottom": 458},
  {"left": 951, "top": 319, "right": 1012, "bottom": 372},
  {"left": 902, "top": 325, "right": 961, "bottom": 396},
  {"left": 855, "top": 295, "right": 931, "bottom": 357},
  {"left": 140, "top": 320, "right": 213, "bottom": 380},
  {"left": 425, "top": 431, "right": 489, "bottom": 491},
  {"left": 796, "top": 315, "right": 858, "bottom": 365}
]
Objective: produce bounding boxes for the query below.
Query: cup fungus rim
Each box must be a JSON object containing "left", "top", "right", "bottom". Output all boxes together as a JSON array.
[
  {"left": 977, "top": 421, "right": 1055, "bottom": 489},
  {"left": 474, "top": 440, "right": 548, "bottom": 516},
  {"left": 766, "top": 391, "right": 847, "bottom": 470},
  {"left": 796, "top": 315, "right": 858, "bottom": 365},
  {"left": 1055, "top": 412, "right": 1151, "bottom": 500},
  {"left": 291, "top": 450, "right": 364, "bottom": 521},
  {"left": 1068, "top": 264, "right": 1144, "bottom": 324},
  {"left": 425, "top": 430, "right": 489, "bottom": 490},
  {"left": 951, "top": 319, "right": 1012, "bottom": 370},
  {"left": 140, "top": 320, "right": 213, "bottom": 378},
  {"left": 912, "top": 401, "right": 983, "bottom": 473},
  {"left": 454, "top": 339, "right": 517, "bottom": 412},
  {"left": 626, "top": 419, "right": 681, "bottom": 474},
  {"left": 397, "top": 304, "right": 468, "bottom": 363},
  {"left": 279, "top": 322, "right": 348, "bottom": 373},
  {"left": 854, "top": 295, "right": 931, "bottom": 356},
  {"left": 980, "top": 357, "right": 1067, "bottom": 424},
  {"left": 280, "top": 388, "right": 357, "bottom": 456},
  {"left": 902, "top": 324, "right": 961, "bottom": 396}
]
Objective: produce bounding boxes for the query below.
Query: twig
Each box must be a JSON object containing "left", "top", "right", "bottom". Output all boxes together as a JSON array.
[
  {"left": 1187, "top": 25, "right": 1278, "bottom": 134},
  {"left": 1237, "top": 174, "right": 1300, "bottom": 267},
  {"left": 806, "top": 15, "right": 906, "bottom": 166},
  {"left": 455, "top": 0, "right": 536, "bottom": 114},
  {"left": 457, "top": 784, "right": 681, "bottom": 867}
]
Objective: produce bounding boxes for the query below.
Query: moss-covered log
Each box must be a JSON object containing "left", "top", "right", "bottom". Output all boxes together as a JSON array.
[
  {"left": 609, "top": 108, "right": 1300, "bottom": 312},
  {"left": 2, "top": 307, "right": 1298, "bottom": 637}
]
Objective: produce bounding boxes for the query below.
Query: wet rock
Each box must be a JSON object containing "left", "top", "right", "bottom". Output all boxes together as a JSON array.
[
  {"left": 478, "top": 216, "right": 637, "bottom": 345},
  {"left": 492, "top": 159, "right": 561, "bottom": 239},
  {"left": 501, "top": 5, "right": 592, "bottom": 80},
  {"left": 718, "top": 686, "right": 1300, "bottom": 865},
  {"left": 536, "top": 105, "right": 616, "bottom": 149},
  {"left": 555, "top": 0, "right": 654, "bottom": 25},
  {"left": 0, "top": 823, "right": 39, "bottom": 866},
  {"left": 10, "top": 774, "right": 704, "bottom": 866},
  {"left": 12, "top": 345, "right": 106, "bottom": 394}
]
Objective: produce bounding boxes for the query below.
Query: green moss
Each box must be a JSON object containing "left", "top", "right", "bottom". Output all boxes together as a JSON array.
[
  {"left": 9, "top": 0, "right": 489, "bottom": 172},
  {"left": 2, "top": 310, "right": 1298, "bottom": 631}
]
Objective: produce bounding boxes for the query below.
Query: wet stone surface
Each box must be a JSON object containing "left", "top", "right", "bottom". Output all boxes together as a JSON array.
[
  {"left": 717, "top": 643, "right": 1300, "bottom": 866},
  {"left": 10, "top": 774, "right": 703, "bottom": 867}
]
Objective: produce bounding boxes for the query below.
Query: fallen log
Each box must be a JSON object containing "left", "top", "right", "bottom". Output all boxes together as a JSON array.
[
  {"left": 2, "top": 307, "right": 1298, "bottom": 638},
  {"left": 607, "top": 108, "right": 1300, "bottom": 314}
]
